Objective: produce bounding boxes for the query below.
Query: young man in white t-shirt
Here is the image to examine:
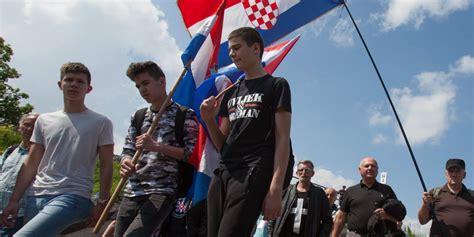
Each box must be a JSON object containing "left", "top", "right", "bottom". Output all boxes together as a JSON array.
[{"left": 1, "top": 62, "right": 114, "bottom": 236}]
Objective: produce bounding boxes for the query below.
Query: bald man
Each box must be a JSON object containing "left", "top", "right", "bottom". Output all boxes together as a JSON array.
[
  {"left": 325, "top": 188, "right": 338, "bottom": 220},
  {"left": 332, "top": 157, "right": 400, "bottom": 237}
]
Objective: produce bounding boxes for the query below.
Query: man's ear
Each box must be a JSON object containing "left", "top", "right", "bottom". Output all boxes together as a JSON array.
[
  {"left": 252, "top": 43, "right": 260, "bottom": 55},
  {"left": 57, "top": 81, "right": 62, "bottom": 90},
  {"left": 87, "top": 85, "right": 93, "bottom": 93}
]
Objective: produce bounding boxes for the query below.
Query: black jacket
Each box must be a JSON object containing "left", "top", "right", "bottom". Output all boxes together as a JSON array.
[{"left": 269, "top": 183, "right": 333, "bottom": 237}]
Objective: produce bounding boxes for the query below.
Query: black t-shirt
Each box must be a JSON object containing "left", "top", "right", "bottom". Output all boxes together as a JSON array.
[
  {"left": 281, "top": 191, "right": 308, "bottom": 237},
  {"left": 340, "top": 181, "right": 397, "bottom": 234},
  {"left": 218, "top": 74, "right": 291, "bottom": 169}
]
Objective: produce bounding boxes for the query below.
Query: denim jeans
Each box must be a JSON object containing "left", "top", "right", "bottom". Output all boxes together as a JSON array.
[{"left": 15, "top": 194, "right": 93, "bottom": 237}]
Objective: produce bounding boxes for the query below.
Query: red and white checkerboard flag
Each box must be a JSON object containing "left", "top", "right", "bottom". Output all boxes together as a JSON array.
[
  {"left": 242, "top": 0, "right": 279, "bottom": 30},
  {"left": 178, "top": 0, "right": 344, "bottom": 68}
]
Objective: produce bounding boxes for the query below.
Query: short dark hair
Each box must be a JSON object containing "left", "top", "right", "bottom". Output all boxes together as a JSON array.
[
  {"left": 228, "top": 27, "right": 264, "bottom": 59},
  {"left": 297, "top": 160, "right": 314, "bottom": 170},
  {"left": 60, "top": 62, "right": 91, "bottom": 84},
  {"left": 126, "top": 61, "right": 165, "bottom": 81}
]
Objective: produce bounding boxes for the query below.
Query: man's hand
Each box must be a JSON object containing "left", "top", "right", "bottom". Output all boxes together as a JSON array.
[
  {"left": 374, "top": 208, "right": 397, "bottom": 222},
  {"left": 422, "top": 192, "right": 433, "bottom": 205},
  {"left": 1, "top": 201, "right": 19, "bottom": 228},
  {"left": 200, "top": 96, "right": 220, "bottom": 123},
  {"left": 262, "top": 187, "right": 282, "bottom": 221},
  {"left": 120, "top": 158, "right": 137, "bottom": 178},
  {"left": 87, "top": 202, "right": 106, "bottom": 227},
  {"left": 136, "top": 134, "right": 159, "bottom": 152}
]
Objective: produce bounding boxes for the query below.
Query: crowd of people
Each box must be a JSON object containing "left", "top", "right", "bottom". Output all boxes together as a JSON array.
[{"left": 0, "top": 27, "right": 472, "bottom": 237}]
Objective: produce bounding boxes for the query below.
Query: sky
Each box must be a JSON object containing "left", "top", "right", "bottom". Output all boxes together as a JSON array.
[{"left": 1, "top": 0, "right": 472, "bottom": 235}]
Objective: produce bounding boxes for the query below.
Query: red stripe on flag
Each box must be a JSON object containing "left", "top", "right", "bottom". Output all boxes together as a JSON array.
[
  {"left": 178, "top": 0, "right": 240, "bottom": 29},
  {"left": 207, "top": 0, "right": 226, "bottom": 77},
  {"left": 264, "top": 36, "right": 300, "bottom": 74},
  {"left": 188, "top": 124, "right": 207, "bottom": 169}
]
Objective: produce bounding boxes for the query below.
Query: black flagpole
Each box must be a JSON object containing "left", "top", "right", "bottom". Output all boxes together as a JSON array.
[{"left": 343, "top": 2, "right": 427, "bottom": 192}]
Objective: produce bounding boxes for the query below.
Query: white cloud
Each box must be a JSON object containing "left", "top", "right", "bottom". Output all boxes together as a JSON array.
[
  {"left": 373, "top": 133, "right": 389, "bottom": 144},
  {"left": 403, "top": 217, "right": 431, "bottom": 236},
  {"left": 1, "top": 0, "right": 182, "bottom": 152},
  {"left": 312, "top": 168, "right": 356, "bottom": 190},
  {"left": 369, "top": 111, "right": 392, "bottom": 126},
  {"left": 297, "top": 7, "right": 355, "bottom": 47},
  {"left": 450, "top": 55, "right": 474, "bottom": 75},
  {"left": 372, "top": 0, "right": 471, "bottom": 31},
  {"left": 298, "top": 14, "right": 330, "bottom": 39},
  {"left": 329, "top": 18, "right": 355, "bottom": 47},
  {"left": 370, "top": 55, "right": 473, "bottom": 145},
  {"left": 392, "top": 70, "right": 456, "bottom": 145}
]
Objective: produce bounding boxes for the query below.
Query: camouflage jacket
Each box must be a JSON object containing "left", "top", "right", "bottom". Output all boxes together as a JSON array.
[{"left": 121, "top": 103, "right": 198, "bottom": 197}]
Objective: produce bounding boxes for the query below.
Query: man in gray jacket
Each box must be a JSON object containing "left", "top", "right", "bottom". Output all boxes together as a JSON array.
[{"left": 269, "top": 160, "right": 332, "bottom": 237}]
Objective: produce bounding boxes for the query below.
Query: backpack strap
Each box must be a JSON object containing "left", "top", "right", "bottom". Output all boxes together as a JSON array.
[
  {"left": 132, "top": 108, "right": 147, "bottom": 137},
  {"left": 431, "top": 187, "right": 442, "bottom": 199},
  {"left": 174, "top": 105, "right": 187, "bottom": 147},
  {"left": 133, "top": 105, "right": 187, "bottom": 147},
  {"left": 4, "top": 144, "right": 19, "bottom": 158},
  {"left": 429, "top": 187, "right": 442, "bottom": 221}
]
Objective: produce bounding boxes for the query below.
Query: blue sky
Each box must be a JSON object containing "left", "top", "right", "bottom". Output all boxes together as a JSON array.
[{"left": 1, "top": 0, "right": 472, "bottom": 234}]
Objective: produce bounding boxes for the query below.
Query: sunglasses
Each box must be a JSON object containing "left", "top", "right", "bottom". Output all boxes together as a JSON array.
[{"left": 297, "top": 168, "right": 313, "bottom": 174}]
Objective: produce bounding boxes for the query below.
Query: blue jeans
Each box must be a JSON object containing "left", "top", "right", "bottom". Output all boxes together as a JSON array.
[{"left": 15, "top": 194, "right": 93, "bottom": 237}]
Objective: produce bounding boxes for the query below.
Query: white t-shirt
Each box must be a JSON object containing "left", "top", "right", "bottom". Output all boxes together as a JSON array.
[{"left": 30, "top": 109, "right": 114, "bottom": 199}]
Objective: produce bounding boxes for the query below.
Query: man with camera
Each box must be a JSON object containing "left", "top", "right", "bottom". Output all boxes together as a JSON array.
[{"left": 332, "top": 157, "right": 403, "bottom": 237}]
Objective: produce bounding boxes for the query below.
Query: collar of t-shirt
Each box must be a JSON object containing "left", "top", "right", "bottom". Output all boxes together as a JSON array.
[{"left": 441, "top": 183, "right": 468, "bottom": 196}]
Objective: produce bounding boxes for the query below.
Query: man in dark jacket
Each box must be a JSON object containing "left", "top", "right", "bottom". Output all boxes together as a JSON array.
[{"left": 269, "top": 160, "right": 332, "bottom": 237}]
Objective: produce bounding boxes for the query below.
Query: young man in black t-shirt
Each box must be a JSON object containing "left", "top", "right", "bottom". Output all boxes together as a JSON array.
[{"left": 200, "top": 27, "right": 292, "bottom": 237}]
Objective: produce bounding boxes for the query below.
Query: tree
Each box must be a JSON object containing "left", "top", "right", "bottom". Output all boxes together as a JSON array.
[
  {"left": 0, "top": 37, "right": 33, "bottom": 126},
  {"left": 0, "top": 125, "right": 21, "bottom": 154}
]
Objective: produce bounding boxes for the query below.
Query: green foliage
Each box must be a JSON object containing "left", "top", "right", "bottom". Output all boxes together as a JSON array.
[
  {"left": 93, "top": 157, "right": 122, "bottom": 197},
  {"left": 405, "top": 225, "right": 420, "bottom": 237},
  {"left": 0, "top": 125, "right": 21, "bottom": 153},
  {"left": 0, "top": 37, "right": 33, "bottom": 126}
]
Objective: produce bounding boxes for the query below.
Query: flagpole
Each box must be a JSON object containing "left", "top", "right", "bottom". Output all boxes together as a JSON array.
[
  {"left": 93, "top": 62, "right": 191, "bottom": 233},
  {"left": 343, "top": 2, "right": 428, "bottom": 192}
]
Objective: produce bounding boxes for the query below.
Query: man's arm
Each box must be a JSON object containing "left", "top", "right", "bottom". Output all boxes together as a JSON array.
[
  {"left": 262, "top": 109, "right": 291, "bottom": 220},
  {"left": 1, "top": 143, "right": 44, "bottom": 227},
  {"left": 418, "top": 192, "right": 432, "bottom": 224},
  {"left": 200, "top": 96, "right": 230, "bottom": 150},
  {"left": 88, "top": 144, "right": 113, "bottom": 226},
  {"left": 332, "top": 210, "right": 347, "bottom": 237},
  {"left": 135, "top": 111, "right": 199, "bottom": 162}
]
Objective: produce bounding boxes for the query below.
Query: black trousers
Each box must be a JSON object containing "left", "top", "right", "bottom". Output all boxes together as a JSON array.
[
  {"left": 114, "top": 193, "right": 175, "bottom": 237},
  {"left": 207, "top": 167, "right": 273, "bottom": 237}
]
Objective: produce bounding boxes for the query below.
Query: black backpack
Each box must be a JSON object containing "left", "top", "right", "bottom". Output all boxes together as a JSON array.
[{"left": 132, "top": 105, "right": 195, "bottom": 198}]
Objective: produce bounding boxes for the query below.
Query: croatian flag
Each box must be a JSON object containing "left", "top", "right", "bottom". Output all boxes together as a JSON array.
[
  {"left": 187, "top": 36, "right": 300, "bottom": 205},
  {"left": 178, "top": 0, "right": 344, "bottom": 68},
  {"left": 173, "top": 0, "right": 226, "bottom": 107}
]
